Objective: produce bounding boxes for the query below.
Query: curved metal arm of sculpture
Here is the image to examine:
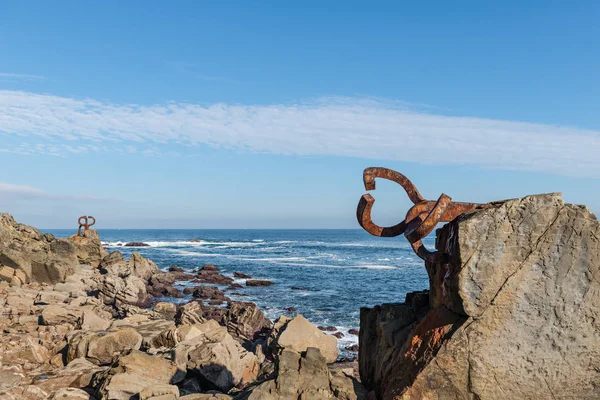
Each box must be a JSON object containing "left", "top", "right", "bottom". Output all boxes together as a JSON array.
[
  {"left": 77, "top": 215, "right": 96, "bottom": 237},
  {"left": 357, "top": 167, "right": 482, "bottom": 262}
]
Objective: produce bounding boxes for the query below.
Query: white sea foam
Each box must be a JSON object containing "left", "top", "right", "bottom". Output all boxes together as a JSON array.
[{"left": 101, "top": 240, "right": 262, "bottom": 248}]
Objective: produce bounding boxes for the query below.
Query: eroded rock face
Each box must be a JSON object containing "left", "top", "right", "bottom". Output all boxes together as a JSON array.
[
  {"left": 0, "top": 214, "right": 76, "bottom": 283},
  {"left": 241, "top": 347, "right": 365, "bottom": 400},
  {"left": 268, "top": 314, "right": 339, "bottom": 363},
  {"left": 360, "top": 194, "right": 600, "bottom": 399},
  {"left": 173, "top": 320, "right": 259, "bottom": 393}
]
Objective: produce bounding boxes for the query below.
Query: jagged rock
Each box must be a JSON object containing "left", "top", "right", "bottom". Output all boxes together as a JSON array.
[
  {"left": 190, "top": 286, "right": 229, "bottom": 302},
  {"left": 245, "top": 280, "right": 273, "bottom": 287},
  {"left": 148, "top": 273, "right": 184, "bottom": 298},
  {"left": 173, "top": 320, "right": 259, "bottom": 393},
  {"left": 95, "top": 350, "right": 180, "bottom": 399},
  {"left": 359, "top": 193, "right": 600, "bottom": 399},
  {"left": 68, "top": 230, "right": 108, "bottom": 266},
  {"left": 34, "top": 290, "right": 70, "bottom": 305},
  {"left": 176, "top": 301, "right": 206, "bottom": 326},
  {"left": 241, "top": 348, "right": 365, "bottom": 400},
  {"left": 219, "top": 301, "right": 272, "bottom": 340},
  {"left": 195, "top": 268, "right": 233, "bottom": 285},
  {"left": 80, "top": 310, "right": 111, "bottom": 331},
  {"left": 99, "top": 251, "right": 159, "bottom": 281},
  {"left": 33, "top": 358, "right": 106, "bottom": 394},
  {"left": 0, "top": 370, "right": 26, "bottom": 394},
  {"left": 139, "top": 384, "right": 179, "bottom": 399},
  {"left": 233, "top": 272, "right": 252, "bottom": 279},
  {"left": 51, "top": 388, "right": 91, "bottom": 399},
  {"left": 181, "top": 393, "right": 231, "bottom": 399},
  {"left": 97, "top": 274, "right": 151, "bottom": 307},
  {"left": 0, "top": 213, "right": 81, "bottom": 283},
  {"left": 68, "top": 328, "right": 143, "bottom": 365},
  {"left": 268, "top": 315, "right": 339, "bottom": 363},
  {"left": 125, "top": 242, "right": 150, "bottom": 247},
  {"left": 3, "top": 385, "right": 49, "bottom": 399},
  {"left": 41, "top": 304, "right": 83, "bottom": 326},
  {"left": 154, "top": 302, "right": 178, "bottom": 320}
]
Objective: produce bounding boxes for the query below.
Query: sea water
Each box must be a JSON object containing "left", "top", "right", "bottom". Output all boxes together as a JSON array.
[{"left": 47, "top": 229, "right": 431, "bottom": 355}]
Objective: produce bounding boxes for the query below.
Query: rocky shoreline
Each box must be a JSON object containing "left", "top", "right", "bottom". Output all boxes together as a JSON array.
[
  {"left": 0, "top": 213, "right": 366, "bottom": 399},
  {"left": 2, "top": 192, "right": 599, "bottom": 400}
]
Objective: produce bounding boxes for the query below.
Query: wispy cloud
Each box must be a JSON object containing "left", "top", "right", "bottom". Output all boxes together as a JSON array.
[
  {"left": 0, "top": 90, "right": 599, "bottom": 177},
  {"left": 0, "top": 181, "right": 117, "bottom": 202},
  {"left": 0, "top": 73, "right": 45, "bottom": 81}
]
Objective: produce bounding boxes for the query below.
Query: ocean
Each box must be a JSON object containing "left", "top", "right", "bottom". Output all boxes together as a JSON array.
[{"left": 47, "top": 229, "right": 431, "bottom": 355}]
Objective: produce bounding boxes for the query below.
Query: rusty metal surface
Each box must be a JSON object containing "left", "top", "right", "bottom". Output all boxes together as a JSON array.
[
  {"left": 78, "top": 215, "right": 96, "bottom": 236},
  {"left": 356, "top": 167, "right": 484, "bottom": 263}
]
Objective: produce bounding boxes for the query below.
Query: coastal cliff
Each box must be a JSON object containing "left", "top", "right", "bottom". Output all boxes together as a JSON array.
[{"left": 359, "top": 193, "right": 600, "bottom": 399}]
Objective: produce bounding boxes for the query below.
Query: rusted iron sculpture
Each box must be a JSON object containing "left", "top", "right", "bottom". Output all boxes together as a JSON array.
[
  {"left": 357, "top": 167, "right": 484, "bottom": 263},
  {"left": 78, "top": 215, "right": 96, "bottom": 236}
]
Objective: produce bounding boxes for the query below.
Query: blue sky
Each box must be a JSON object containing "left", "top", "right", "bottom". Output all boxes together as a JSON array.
[{"left": 0, "top": 1, "right": 599, "bottom": 228}]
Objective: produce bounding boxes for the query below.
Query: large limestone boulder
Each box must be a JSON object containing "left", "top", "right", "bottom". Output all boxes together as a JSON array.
[
  {"left": 173, "top": 320, "right": 259, "bottom": 393},
  {"left": 95, "top": 350, "right": 180, "bottom": 399},
  {"left": 68, "top": 328, "right": 143, "bottom": 365},
  {"left": 97, "top": 274, "right": 151, "bottom": 308},
  {"left": 242, "top": 347, "right": 365, "bottom": 400},
  {"left": 268, "top": 314, "right": 338, "bottom": 363},
  {"left": 0, "top": 213, "right": 78, "bottom": 283},
  {"left": 359, "top": 193, "right": 600, "bottom": 399},
  {"left": 67, "top": 230, "right": 108, "bottom": 266},
  {"left": 99, "top": 251, "right": 159, "bottom": 281}
]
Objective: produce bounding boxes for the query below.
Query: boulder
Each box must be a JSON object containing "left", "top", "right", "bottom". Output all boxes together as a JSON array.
[
  {"left": 67, "top": 230, "right": 108, "bottom": 266},
  {"left": 176, "top": 301, "right": 206, "bottom": 326},
  {"left": 79, "top": 310, "right": 111, "bottom": 332},
  {"left": 69, "top": 328, "right": 143, "bottom": 365},
  {"left": 51, "top": 388, "right": 92, "bottom": 399},
  {"left": 139, "top": 384, "right": 179, "bottom": 399},
  {"left": 154, "top": 302, "right": 178, "bottom": 321},
  {"left": 148, "top": 273, "right": 184, "bottom": 298},
  {"left": 0, "top": 213, "right": 81, "bottom": 284},
  {"left": 245, "top": 280, "right": 273, "bottom": 287},
  {"left": 173, "top": 320, "right": 259, "bottom": 392},
  {"left": 40, "top": 304, "right": 83, "bottom": 326},
  {"left": 125, "top": 242, "right": 150, "bottom": 247},
  {"left": 359, "top": 193, "right": 600, "bottom": 399},
  {"left": 99, "top": 251, "right": 159, "bottom": 281},
  {"left": 233, "top": 272, "right": 252, "bottom": 279},
  {"left": 268, "top": 315, "right": 339, "bottom": 363},
  {"left": 33, "top": 358, "right": 106, "bottom": 394},
  {"left": 95, "top": 350, "right": 180, "bottom": 399},
  {"left": 242, "top": 348, "right": 365, "bottom": 400},
  {"left": 220, "top": 301, "right": 272, "bottom": 340},
  {"left": 97, "top": 274, "right": 151, "bottom": 307}
]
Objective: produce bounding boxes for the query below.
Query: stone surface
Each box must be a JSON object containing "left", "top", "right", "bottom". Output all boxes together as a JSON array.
[
  {"left": 0, "top": 213, "right": 83, "bottom": 283},
  {"left": 242, "top": 348, "right": 365, "bottom": 400},
  {"left": 268, "top": 314, "right": 339, "bottom": 363},
  {"left": 359, "top": 194, "right": 600, "bottom": 399},
  {"left": 50, "top": 388, "right": 92, "bottom": 399},
  {"left": 96, "top": 350, "right": 180, "bottom": 399},
  {"left": 173, "top": 320, "right": 259, "bottom": 393}
]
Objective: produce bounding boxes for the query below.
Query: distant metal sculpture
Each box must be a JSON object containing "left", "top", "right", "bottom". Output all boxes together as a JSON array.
[
  {"left": 357, "top": 167, "right": 484, "bottom": 263},
  {"left": 78, "top": 215, "right": 96, "bottom": 236}
]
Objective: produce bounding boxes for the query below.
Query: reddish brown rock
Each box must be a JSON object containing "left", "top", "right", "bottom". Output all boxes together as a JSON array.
[{"left": 245, "top": 280, "right": 274, "bottom": 287}]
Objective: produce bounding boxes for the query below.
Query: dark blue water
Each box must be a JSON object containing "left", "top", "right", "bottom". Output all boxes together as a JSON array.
[{"left": 47, "top": 229, "right": 431, "bottom": 351}]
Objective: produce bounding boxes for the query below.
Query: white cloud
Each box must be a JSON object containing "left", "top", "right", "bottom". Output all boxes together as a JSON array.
[
  {"left": 0, "top": 90, "right": 599, "bottom": 177},
  {"left": 0, "top": 181, "right": 116, "bottom": 202},
  {"left": 0, "top": 73, "right": 44, "bottom": 81},
  {"left": 0, "top": 182, "right": 48, "bottom": 198}
]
